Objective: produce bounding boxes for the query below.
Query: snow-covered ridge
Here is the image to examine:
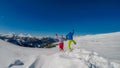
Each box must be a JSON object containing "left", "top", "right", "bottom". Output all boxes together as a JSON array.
[
  {"left": 0, "top": 33, "right": 58, "bottom": 48},
  {"left": 74, "top": 32, "right": 120, "bottom": 39},
  {"left": 0, "top": 33, "right": 40, "bottom": 39}
]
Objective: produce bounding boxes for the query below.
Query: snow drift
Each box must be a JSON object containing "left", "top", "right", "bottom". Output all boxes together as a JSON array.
[
  {"left": 74, "top": 32, "right": 120, "bottom": 63},
  {"left": 32, "top": 49, "right": 120, "bottom": 68}
]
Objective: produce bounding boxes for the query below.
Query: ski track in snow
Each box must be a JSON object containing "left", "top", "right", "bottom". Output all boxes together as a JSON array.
[{"left": 0, "top": 32, "right": 120, "bottom": 68}]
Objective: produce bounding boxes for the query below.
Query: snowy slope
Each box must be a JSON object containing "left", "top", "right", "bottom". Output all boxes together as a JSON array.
[
  {"left": 0, "top": 39, "right": 58, "bottom": 68},
  {"left": 73, "top": 32, "right": 120, "bottom": 63},
  {"left": 0, "top": 32, "right": 120, "bottom": 68}
]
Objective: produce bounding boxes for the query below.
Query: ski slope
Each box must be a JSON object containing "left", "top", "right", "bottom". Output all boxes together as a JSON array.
[{"left": 0, "top": 32, "right": 120, "bottom": 68}]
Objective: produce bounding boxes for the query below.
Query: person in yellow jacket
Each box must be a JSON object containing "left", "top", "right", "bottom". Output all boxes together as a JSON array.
[{"left": 66, "top": 30, "right": 76, "bottom": 51}]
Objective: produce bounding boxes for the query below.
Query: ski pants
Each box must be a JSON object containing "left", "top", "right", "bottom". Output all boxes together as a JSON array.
[
  {"left": 67, "top": 40, "right": 76, "bottom": 50},
  {"left": 59, "top": 42, "right": 64, "bottom": 51}
]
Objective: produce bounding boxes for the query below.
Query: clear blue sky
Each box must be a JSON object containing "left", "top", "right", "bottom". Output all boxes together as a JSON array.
[{"left": 0, "top": 0, "right": 120, "bottom": 36}]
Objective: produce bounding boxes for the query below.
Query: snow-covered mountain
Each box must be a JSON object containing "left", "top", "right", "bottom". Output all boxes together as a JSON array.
[
  {"left": 0, "top": 33, "right": 57, "bottom": 48},
  {"left": 0, "top": 32, "right": 120, "bottom": 68}
]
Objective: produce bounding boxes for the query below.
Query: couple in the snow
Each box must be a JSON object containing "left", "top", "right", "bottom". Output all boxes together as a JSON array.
[{"left": 55, "top": 30, "right": 76, "bottom": 51}]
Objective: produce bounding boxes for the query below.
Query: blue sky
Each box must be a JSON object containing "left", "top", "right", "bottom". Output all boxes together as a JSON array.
[{"left": 0, "top": 0, "right": 120, "bottom": 36}]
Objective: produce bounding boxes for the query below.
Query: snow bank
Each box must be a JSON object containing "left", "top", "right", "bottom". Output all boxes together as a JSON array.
[
  {"left": 0, "top": 39, "right": 58, "bottom": 68},
  {"left": 73, "top": 32, "right": 120, "bottom": 63},
  {"left": 34, "top": 49, "right": 120, "bottom": 68}
]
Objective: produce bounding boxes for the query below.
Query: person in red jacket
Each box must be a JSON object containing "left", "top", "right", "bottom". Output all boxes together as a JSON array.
[{"left": 55, "top": 34, "right": 65, "bottom": 51}]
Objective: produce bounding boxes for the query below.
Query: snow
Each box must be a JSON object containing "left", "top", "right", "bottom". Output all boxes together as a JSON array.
[
  {"left": 0, "top": 33, "right": 14, "bottom": 38},
  {"left": 0, "top": 32, "right": 120, "bottom": 68},
  {"left": 74, "top": 32, "right": 120, "bottom": 63},
  {"left": 17, "top": 33, "right": 33, "bottom": 38}
]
